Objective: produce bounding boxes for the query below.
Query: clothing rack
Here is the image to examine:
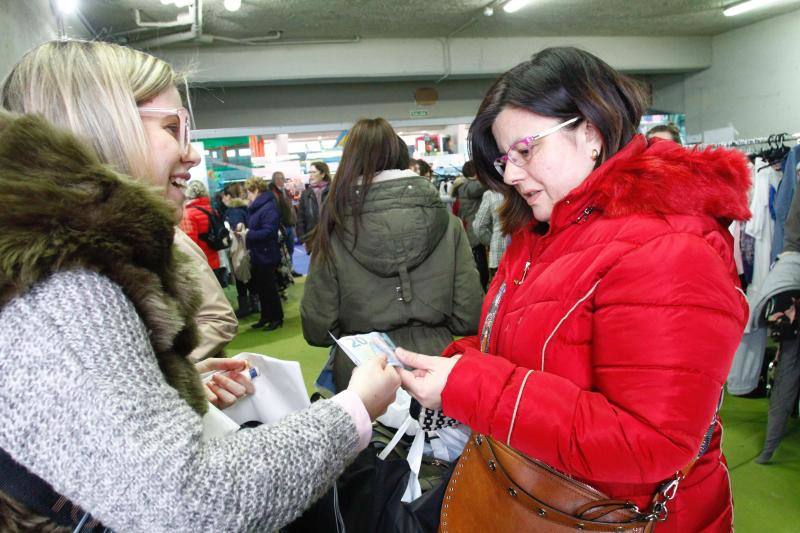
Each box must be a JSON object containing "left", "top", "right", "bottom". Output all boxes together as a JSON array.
[{"left": 693, "top": 132, "right": 800, "bottom": 148}]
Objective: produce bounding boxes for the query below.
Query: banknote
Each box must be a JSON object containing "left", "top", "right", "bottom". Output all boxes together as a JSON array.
[{"left": 330, "top": 331, "right": 404, "bottom": 368}]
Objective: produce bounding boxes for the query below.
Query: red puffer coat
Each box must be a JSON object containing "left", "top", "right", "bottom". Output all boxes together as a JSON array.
[
  {"left": 441, "top": 136, "right": 750, "bottom": 532},
  {"left": 180, "top": 196, "right": 221, "bottom": 269}
]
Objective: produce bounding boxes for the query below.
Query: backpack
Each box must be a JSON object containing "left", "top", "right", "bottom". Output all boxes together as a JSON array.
[{"left": 192, "top": 205, "right": 231, "bottom": 251}]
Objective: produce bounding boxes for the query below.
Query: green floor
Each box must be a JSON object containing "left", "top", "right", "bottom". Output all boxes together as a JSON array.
[{"left": 227, "top": 279, "right": 800, "bottom": 532}]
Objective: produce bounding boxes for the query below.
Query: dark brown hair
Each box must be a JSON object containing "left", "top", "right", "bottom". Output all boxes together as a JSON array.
[
  {"left": 470, "top": 46, "right": 649, "bottom": 234},
  {"left": 461, "top": 160, "right": 476, "bottom": 178},
  {"left": 646, "top": 123, "right": 682, "bottom": 144},
  {"left": 310, "top": 117, "right": 410, "bottom": 262},
  {"left": 417, "top": 159, "right": 432, "bottom": 178},
  {"left": 223, "top": 182, "right": 245, "bottom": 199},
  {"left": 310, "top": 160, "right": 331, "bottom": 182}
]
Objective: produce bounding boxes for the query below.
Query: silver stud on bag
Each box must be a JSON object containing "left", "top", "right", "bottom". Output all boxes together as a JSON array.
[
  {"left": 508, "top": 488, "right": 517, "bottom": 497},
  {"left": 488, "top": 460, "right": 496, "bottom": 471}
]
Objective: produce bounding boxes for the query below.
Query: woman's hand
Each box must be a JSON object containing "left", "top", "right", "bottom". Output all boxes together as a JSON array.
[
  {"left": 395, "top": 348, "right": 461, "bottom": 411},
  {"left": 195, "top": 358, "right": 255, "bottom": 409},
  {"left": 346, "top": 355, "right": 401, "bottom": 420}
]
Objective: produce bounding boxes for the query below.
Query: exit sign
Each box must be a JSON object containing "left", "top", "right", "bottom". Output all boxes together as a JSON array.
[{"left": 410, "top": 109, "right": 430, "bottom": 118}]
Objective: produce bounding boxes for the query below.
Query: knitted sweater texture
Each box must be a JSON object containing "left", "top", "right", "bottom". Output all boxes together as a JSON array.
[{"left": 0, "top": 269, "right": 358, "bottom": 531}]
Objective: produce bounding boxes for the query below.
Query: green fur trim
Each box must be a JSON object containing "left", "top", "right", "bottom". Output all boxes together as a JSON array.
[{"left": 0, "top": 110, "right": 207, "bottom": 415}]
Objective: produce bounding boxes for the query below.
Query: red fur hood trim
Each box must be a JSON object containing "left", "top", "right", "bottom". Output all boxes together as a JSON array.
[{"left": 564, "top": 135, "right": 752, "bottom": 224}]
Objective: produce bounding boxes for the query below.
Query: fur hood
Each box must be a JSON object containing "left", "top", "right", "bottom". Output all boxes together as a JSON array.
[
  {"left": 226, "top": 197, "right": 249, "bottom": 209},
  {"left": 551, "top": 135, "right": 752, "bottom": 230},
  {"left": 0, "top": 110, "right": 207, "bottom": 416}
]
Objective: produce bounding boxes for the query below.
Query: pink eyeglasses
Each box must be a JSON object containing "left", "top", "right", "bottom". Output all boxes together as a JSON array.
[
  {"left": 493, "top": 116, "right": 580, "bottom": 176},
  {"left": 137, "top": 106, "right": 191, "bottom": 155}
]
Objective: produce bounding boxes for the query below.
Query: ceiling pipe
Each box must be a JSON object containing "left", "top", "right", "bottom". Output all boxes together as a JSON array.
[
  {"left": 129, "top": 0, "right": 358, "bottom": 50},
  {"left": 133, "top": 7, "right": 193, "bottom": 28}
]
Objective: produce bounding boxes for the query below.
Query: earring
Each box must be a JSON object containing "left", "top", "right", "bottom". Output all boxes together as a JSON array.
[{"left": 590, "top": 148, "right": 599, "bottom": 161}]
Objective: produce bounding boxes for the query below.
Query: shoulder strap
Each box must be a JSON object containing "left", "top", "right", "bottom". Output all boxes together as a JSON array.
[
  {"left": 191, "top": 205, "right": 216, "bottom": 218},
  {"left": 0, "top": 447, "right": 101, "bottom": 530}
]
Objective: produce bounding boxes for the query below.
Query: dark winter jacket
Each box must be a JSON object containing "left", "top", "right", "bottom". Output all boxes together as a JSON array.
[
  {"left": 246, "top": 192, "right": 281, "bottom": 267},
  {"left": 442, "top": 136, "right": 751, "bottom": 532},
  {"left": 296, "top": 183, "right": 329, "bottom": 243},
  {"left": 300, "top": 169, "right": 484, "bottom": 390},
  {"left": 223, "top": 198, "right": 249, "bottom": 231},
  {"left": 453, "top": 177, "right": 487, "bottom": 247}
]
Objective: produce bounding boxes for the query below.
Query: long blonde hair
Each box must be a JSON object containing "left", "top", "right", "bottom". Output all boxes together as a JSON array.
[{"left": 1, "top": 39, "right": 181, "bottom": 180}]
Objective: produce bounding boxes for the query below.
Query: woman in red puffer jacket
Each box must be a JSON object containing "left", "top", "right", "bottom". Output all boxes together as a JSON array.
[
  {"left": 180, "top": 180, "right": 221, "bottom": 270},
  {"left": 396, "top": 47, "right": 750, "bottom": 532}
]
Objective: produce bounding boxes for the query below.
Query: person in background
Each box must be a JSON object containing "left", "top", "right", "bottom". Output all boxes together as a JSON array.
[
  {"left": 301, "top": 117, "right": 483, "bottom": 392},
  {"left": 296, "top": 161, "right": 331, "bottom": 245},
  {"left": 173, "top": 178, "right": 237, "bottom": 361},
  {"left": 396, "top": 47, "right": 749, "bottom": 532},
  {"left": 0, "top": 39, "right": 400, "bottom": 532},
  {"left": 646, "top": 123, "right": 682, "bottom": 144},
  {"left": 180, "top": 180, "right": 221, "bottom": 272},
  {"left": 222, "top": 182, "right": 258, "bottom": 318},
  {"left": 473, "top": 188, "right": 506, "bottom": 279},
  {"left": 244, "top": 176, "right": 284, "bottom": 331},
  {"left": 270, "top": 171, "right": 301, "bottom": 277},
  {"left": 416, "top": 159, "right": 434, "bottom": 180},
  {"left": 452, "top": 160, "right": 489, "bottom": 290}
]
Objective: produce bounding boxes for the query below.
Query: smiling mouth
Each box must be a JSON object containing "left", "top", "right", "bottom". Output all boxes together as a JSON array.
[{"left": 170, "top": 176, "right": 188, "bottom": 189}]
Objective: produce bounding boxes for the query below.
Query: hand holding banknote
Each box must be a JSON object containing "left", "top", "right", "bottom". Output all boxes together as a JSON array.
[
  {"left": 347, "top": 355, "right": 401, "bottom": 420},
  {"left": 395, "top": 348, "right": 462, "bottom": 411}
]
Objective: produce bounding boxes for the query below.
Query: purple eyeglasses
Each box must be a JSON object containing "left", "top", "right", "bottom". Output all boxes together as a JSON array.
[{"left": 493, "top": 116, "right": 580, "bottom": 176}]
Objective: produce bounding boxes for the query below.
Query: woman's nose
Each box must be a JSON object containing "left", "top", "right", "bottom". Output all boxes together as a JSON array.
[
  {"left": 502, "top": 162, "right": 527, "bottom": 186},
  {"left": 184, "top": 143, "right": 201, "bottom": 168}
]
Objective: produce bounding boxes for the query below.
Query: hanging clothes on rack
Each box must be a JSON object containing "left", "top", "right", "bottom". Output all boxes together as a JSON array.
[
  {"left": 746, "top": 157, "right": 777, "bottom": 291},
  {"left": 729, "top": 157, "right": 776, "bottom": 395},
  {"left": 772, "top": 145, "right": 800, "bottom": 261}
]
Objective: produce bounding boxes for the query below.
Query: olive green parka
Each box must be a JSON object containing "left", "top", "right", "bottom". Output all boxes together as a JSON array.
[{"left": 300, "top": 170, "right": 483, "bottom": 390}]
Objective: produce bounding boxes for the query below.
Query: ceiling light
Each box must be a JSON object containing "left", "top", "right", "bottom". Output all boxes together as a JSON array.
[
  {"left": 174, "top": 0, "right": 193, "bottom": 7},
  {"left": 223, "top": 0, "right": 242, "bottom": 11},
  {"left": 484, "top": 6, "right": 495, "bottom": 16},
  {"left": 56, "top": 0, "right": 78, "bottom": 14},
  {"left": 503, "top": 0, "right": 533, "bottom": 13},
  {"left": 723, "top": 0, "right": 786, "bottom": 16},
  {"left": 160, "top": 0, "right": 175, "bottom": 4}
]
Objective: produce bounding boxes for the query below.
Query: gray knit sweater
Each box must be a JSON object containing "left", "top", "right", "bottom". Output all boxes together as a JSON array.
[{"left": 0, "top": 269, "right": 359, "bottom": 532}]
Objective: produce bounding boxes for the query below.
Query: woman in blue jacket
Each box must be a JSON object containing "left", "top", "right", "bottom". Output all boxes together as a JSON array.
[{"left": 244, "top": 176, "right": 283, "bottom": 330}]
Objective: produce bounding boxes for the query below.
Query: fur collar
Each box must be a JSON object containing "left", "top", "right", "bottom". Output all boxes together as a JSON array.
[
  {"left": 0, "top": 111, "right": 207, "bottom": 416},
  {"left": 550, "top": 135, "right": 752, "bottom": 230},
  {"left": 226, "top": 197, "right": 249, "bottom": 209}
]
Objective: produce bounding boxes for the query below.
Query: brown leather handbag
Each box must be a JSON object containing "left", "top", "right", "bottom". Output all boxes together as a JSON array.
[{"left": 439, "top": 433, "right": 686, "bottom": 533}]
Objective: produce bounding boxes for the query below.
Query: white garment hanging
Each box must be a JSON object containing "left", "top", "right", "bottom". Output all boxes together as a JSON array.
[{"left": 745, "top": 158, "right": 776, "bottom": 293}]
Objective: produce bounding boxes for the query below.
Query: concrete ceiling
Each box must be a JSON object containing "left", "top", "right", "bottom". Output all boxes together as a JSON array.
[{"left": 70, "top": 0, "right": 800, "bottom": 44}]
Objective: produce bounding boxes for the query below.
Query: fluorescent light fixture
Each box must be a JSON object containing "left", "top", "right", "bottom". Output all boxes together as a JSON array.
[
  {"left": 223, "top": 0, "right": 242, "bottom": 11},
  {"left": 174, "top": 0, "right": 193, "bottom": 7},
  {"left": 56, "top": 0, "right": 78, "bottom": 14},
  {"left": 723, "top": 0, "right": 786, "bottom": 16},
  {"left": 503, "top": 0, "right": 533, "bottom": 13},
  {"left": 160, "top": 0, "right": 175, "bottom": 4}
]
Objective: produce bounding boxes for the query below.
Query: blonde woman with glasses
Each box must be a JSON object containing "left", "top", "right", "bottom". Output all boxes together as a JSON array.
[{"left": 0, "top": 40, "right": 399, "bottom": 532}]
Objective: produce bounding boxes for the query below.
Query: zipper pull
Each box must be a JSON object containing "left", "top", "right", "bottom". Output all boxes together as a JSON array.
[
  {"left": 577, "top": 206, "right": 594, "bottom": 223},
  {"left": 514, "top": 261, "right": 531, "bottom": 286}
]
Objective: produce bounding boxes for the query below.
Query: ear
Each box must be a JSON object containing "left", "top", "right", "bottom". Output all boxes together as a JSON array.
[{"left": 582, "top": 121, "right": 603, "bottom": 154}]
